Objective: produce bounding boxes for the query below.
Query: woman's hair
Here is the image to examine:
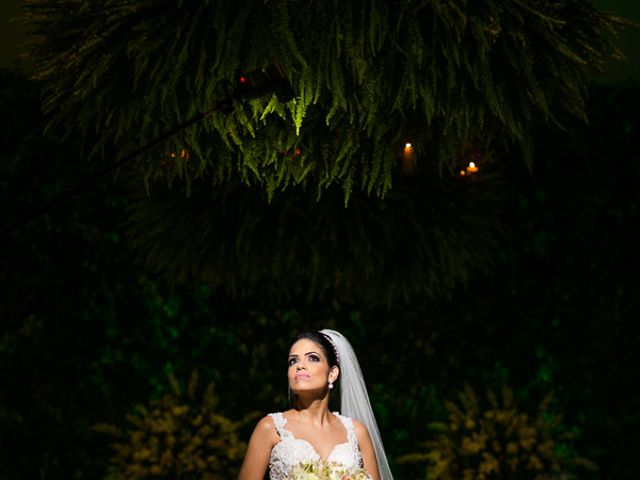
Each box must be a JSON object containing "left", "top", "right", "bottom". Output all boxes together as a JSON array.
[{"left": 290, "top": 331, "right": 340, "bottom": 371}]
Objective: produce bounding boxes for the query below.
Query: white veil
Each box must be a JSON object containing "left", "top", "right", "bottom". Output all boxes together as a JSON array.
[{"left": 320, "top": 329, "right": 394, "bottom": 480}]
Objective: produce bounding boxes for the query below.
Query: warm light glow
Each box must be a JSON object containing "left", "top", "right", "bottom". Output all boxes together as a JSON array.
[
  {"left": 466, "top": 161, "right": 478, "bottom": 173},
  {"left": 239, "top": 76, "right": 246, "bottom": 84},
  {"left": 403, "top": 143, "right": 414, "bottom": 155},
  {"left": 459, "top": 170, "right": 466, "bottom": 176},
  {"left": 400, "top": 141, "right": 415, "bottom": 175},
  {"left": 169, "top": 149, "right": 191, "bottom": 161}
]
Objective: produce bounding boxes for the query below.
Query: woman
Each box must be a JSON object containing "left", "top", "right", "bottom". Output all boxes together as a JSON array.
[{"left": 238, "top": 329, "right": 393, "bottom": 480}]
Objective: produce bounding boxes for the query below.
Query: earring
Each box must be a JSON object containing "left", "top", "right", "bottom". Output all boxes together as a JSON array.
[{"left": 328, "top": 381, "right": 334, "bottom": 390}]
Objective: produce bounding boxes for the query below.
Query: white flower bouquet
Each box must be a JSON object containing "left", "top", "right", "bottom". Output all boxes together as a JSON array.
[{"left": 289, "top": 460, "right": 372, "bottom": 480}]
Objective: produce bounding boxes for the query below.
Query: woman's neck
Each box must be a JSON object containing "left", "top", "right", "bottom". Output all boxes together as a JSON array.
[{"left": 290, "top": 397, "right": 334, "bottom": 426}]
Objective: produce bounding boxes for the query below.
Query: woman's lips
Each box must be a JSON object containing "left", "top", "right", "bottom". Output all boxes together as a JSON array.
[{"left": 295, "top": 374, "right": 310, "bottom": 380}]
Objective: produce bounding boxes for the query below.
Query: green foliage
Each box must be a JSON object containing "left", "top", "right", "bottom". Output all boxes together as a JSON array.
[
  {"left": 2, "top": 69, "right": 640, "bottom": 480},
  {"left": 21, "top": 0, "right": 628, "bottom": 198},
  {"left": 398, "top": 385, "right": 595, "bottom": 479},
  {"left": 125, "top": 163, "right": 505, "bottom": 304},
  {"left": 95, "top": 371, "right": 254, "bottom": 479}
]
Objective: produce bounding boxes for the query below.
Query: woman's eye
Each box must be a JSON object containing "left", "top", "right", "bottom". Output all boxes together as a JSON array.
[
  {"left": 308, "top": 355, "right": 320, "bottom": 362},
  {"left": 288, "top": 358, "right": 297, "bottom": 366}
]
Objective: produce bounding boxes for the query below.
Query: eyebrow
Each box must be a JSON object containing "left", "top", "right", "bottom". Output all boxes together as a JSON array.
[{"left": 288, "top": 351, "right": 321, "bottom": 358}]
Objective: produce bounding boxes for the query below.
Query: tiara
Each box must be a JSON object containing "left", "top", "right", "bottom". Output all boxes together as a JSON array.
[{"left": 321, "top": 332, "right": 340, "bottom": 365}]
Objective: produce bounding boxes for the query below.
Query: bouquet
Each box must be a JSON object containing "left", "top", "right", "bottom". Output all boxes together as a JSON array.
[{"left": 289, "top": 460, "right": 372, "bottom": 480}]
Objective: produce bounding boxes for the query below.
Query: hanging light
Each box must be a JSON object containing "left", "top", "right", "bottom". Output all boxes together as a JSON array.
[{"left": 400, "top": 141, "right": 416, "bottom": 175}]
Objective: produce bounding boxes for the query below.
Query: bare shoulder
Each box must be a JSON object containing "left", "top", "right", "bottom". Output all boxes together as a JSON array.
[
  {"left": 351, "top": 419, "right": 372, "bottom": 442},
  {"left": 255, "top": 414, "right": 276, "bottom": 430},
  {"left": 238, "top": 414, "right": 279, "bottom": 479},
  {"left": 351, "top": 419, "right": 379, "bottom": 477},
  {"left": 252, "top": 414, "right": 279, "bottom": 445}
]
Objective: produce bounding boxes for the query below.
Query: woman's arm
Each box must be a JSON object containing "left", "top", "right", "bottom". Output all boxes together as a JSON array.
[
  {"left": 353, "top": 420, "right": 381, "bottom": 480},
  {"left": 238, "top": 415, "right": 278, "bottom": 480}
]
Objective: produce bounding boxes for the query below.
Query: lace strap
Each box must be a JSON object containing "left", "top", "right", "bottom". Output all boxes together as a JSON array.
[
  {"left": 268, "top": 412, "right": 291, "bottom": 438},
  {"left": 335, "top": 413, "right": 364, "bottom": 468},
  {"left": 335, "top": 413, "right": 358, "bottom": 446}
]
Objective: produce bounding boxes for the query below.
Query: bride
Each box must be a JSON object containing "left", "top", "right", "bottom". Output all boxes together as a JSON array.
[{"left": 238, "top": 329, "right": 393, "bottom": 480}]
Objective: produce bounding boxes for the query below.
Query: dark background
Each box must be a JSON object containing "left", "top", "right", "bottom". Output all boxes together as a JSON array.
[{"left": 1, "top": 1, "right": 639, "bottom": 479}]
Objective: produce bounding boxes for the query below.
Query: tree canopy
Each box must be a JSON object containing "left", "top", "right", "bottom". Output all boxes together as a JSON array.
[
  {"left": 17, "top": 0, "right": 630, "bottom": 300},
  {"left": 23, "top": 0, "right": 626, "bottom": 198}
]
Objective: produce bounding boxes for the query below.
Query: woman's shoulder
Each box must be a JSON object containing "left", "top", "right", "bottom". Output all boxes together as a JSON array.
[
  {"left": 250, "top": 414, "right": 282, "bottom": 446},
  {"left": 334, "top": 412, "right": 361, "bottom": 426},
  {"left": 254, "top": 413, "right": 279, "bottom": 433},
  {"left": 256, "top": 410, "right": 296, "bottom": 428},
  {"left": 335, "top": 414, "right": 370, "bottom": 440},
  {"left": 351, "top": 418, "right": 369, "bottom": 435}
]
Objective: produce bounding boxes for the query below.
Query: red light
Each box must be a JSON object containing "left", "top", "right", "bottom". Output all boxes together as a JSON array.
[{"left": 239, "top": 76, "right": 246, "bottom": 84}]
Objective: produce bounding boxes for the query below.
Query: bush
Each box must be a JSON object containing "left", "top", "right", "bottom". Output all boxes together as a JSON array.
[
  {"left": 398, "top": 384, "right": 595, "bottom": 480},
  {"left": 94, "top": 371, "right": 256, "bottom": 479}
]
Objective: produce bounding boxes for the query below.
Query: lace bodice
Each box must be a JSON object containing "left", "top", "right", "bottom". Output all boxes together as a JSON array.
[{"left": 268, "top": 412, "right": 363, "bottom": 479}]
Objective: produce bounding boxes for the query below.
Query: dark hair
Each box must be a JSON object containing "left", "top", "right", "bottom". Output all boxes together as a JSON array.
[{"left": 291, "top": 331, "right": 339, "bottom": 370}]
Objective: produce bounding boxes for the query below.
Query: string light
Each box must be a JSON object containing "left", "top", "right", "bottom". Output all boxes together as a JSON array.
[{"left": 466, "top": 161, "right": 478, "bottom": 173}]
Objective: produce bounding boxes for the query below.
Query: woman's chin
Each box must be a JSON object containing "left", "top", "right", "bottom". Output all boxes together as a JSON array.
[{"left": 290, "top": 386, "right": 326, "bottom": 396}]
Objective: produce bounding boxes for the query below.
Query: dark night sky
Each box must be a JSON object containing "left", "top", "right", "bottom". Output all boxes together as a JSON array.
[{"left": 1, "top": 1, "right": 639, "bottom": 78}]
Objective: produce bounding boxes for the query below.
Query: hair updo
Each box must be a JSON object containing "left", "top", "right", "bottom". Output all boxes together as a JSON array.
[{"left": 290, "top": 331, "right": 340, "bottom": 370}]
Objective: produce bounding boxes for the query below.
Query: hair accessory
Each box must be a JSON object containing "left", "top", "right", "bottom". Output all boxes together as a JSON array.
[{"left": 321, "top": 332, "right": 340, "bottom": 365}]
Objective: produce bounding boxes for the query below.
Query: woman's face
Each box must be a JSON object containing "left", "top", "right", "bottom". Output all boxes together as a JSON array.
[{"left": 288, "top": 338, "right": 337, "bottom": 394}]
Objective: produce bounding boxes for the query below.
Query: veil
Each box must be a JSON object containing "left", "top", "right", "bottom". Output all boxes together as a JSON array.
[{"left": 320, "top": 329, "right": 394, "bottom": 480}]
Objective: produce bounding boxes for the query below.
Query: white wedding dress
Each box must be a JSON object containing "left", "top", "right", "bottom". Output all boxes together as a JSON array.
[{"left": 268, "top": 412, "right": 364, "bottom": 479}]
